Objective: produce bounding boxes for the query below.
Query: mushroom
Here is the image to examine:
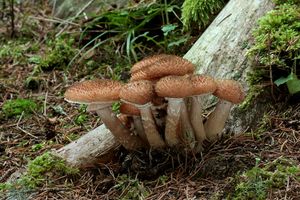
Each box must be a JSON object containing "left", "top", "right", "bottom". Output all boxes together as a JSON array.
[
  {"left": 130, "top": 54, "right": 170, "bottom": 74},
  {"left": 155, "top": 75, "right": 196, "bottom": 147},
  {"left": 189, "top": 75, "right": 217, "bottom": 149},
  {"left": 204, "top": 79, "right": 245, "bottom": 141},
  {"left": 119, "top": 80, "right": 166, "bottom": 148},
  {"left": 64, "top": 79, "right": 144, "bottom": 150},
  {"left": 130, "top": 55, "right": 195, "bottom": 81},
  {"left": 119, "top": 103, "right": 148, "bottom": 145}
]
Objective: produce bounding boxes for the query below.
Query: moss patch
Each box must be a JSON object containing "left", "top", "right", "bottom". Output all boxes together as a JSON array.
[
  {"left": 181, "top": 0, "right": 225, "bottom": 30},
  {"left": 20, "top": 152, "right": 79, "bottom": 188},
  {"left": 1, "top": 99, "right": 38, "bottom": 118},
  {"left": 247, "top": 3, "right": 300, "bottom": 99},
  {"left": 39, "top": 36, "right": 77, "bottom": 71},
  {"left": 0, "top": 152, "right": 79, "bottom": 191},
  {"left": 230, "top": 158, "right": 300, "bottom": 200},
  {"left": 114, "top": 174, "right": 150, "bottom": 200}
]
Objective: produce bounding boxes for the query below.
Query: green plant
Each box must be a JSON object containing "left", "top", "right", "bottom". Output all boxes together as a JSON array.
[
  {"left": 39, "top": 36, "right": 77, "bottom": 71},
  {"left": 0, "top": 41, "right": 28, "bottom": 64},
  {"left": 74, "top": 1, "right": 185, "bottom": 65},
  {"left": 2, "top": 99, "right": 38, "bottom": 118},
  {"left": 114, "top": 175, "right": 150, "bottom": 200},
  {"left": 273, "top": 0, "right": 300, "bottom": 5},
  {"left": 231, "top": 158, "right": 300, "bottom": 200},
  {"left": 75, "top": 114, "right": 87, "bottom": 125},
  {"left": 181, "top": 0, "right": 224, "bottom": 30},
  {"left": 31, "top": 143, "right": 45, "bottom": 152},
  {"left": 247, "top": 4, "right": 300, "bottom": 95}
]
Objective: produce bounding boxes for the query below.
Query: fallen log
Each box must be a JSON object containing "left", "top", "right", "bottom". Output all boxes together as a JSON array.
[
  {"left": 54, "top": 0, "right": 274, "bottom": 168},
  {"left": 184, "top": 0, "right": 274, "bottom": 135},
  {"left": 53, "top": 125, "right": 119, "bottom": 168}
]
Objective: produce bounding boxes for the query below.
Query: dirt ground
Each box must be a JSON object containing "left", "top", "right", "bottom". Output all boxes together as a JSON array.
[{"left": 1, "top": 1, "right": 300, "bottom": 200}]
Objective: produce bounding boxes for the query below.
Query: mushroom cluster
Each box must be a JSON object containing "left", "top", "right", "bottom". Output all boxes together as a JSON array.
[{"left": 64, "top": 54, "right": 245, "bottom": 151}]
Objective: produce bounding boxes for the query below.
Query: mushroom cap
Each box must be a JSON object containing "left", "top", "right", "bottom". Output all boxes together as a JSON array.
[
  {"left": 120, "top": 103, "right": 140, "bottom": 116},
  {"left": 120, "top": 80, "right": 154, "bottom": 105},
  {"left": 191, "top": 75, "right": 217, "bottom": 95},
  {"left": 130, "top": 55, "right": 195, "bottom": 81},
  {"left": 155, "top": 75, "right": 194, "bottom": 98},
  {"left": 130, "top": 54, "right": 170, "bottom": 74},
  {"left": 155, "top": 75, "right": 218, "bottom": 98},
  {"left": 64, "top": 79, "right": 123, "bottom": 104},
  {"left": 213, "top": 79, "right": 245, "bottom": 104}
]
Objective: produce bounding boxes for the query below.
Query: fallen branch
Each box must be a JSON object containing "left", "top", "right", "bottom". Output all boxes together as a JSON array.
[{"left": 53, "top": 124, "right": 119, "bottom": 168}]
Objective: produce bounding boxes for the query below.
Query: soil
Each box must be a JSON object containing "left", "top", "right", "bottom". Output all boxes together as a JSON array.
[{"left": 1, "top": 1, "right": 300, "bottom": 200}]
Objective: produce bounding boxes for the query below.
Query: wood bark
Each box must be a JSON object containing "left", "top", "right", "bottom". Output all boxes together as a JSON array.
[
  {"left": 54, "top": 0, "right": 274, "bottom": 168},
  {"left": 53, "top": 125, "right": 119, "bottom": 168},
  {"left": 184, "top": 0, "right": 274, "bottom": 135}
]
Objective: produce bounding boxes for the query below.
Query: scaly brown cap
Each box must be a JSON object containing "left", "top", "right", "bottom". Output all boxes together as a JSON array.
[
  {"left": 120, "top": 80, "right": 154, "bottom": 105},
  {"left": 119, "top": 103, "right": 140, "bottom": 116},
  {"left": 64, "top": 79, "right": 123, "bottom": 104},
  {"left": 191, "top": 75, "right": 217, "bottom": 95},
  {"left": 130, "top": 54, "right": 169, "bottom": 74},
  {"left": 155, "top": 75, "right": 194, "bottom": 98},
  {"left": 213, "top": 79, "right": 245, "bottom": 104},
  {"left": 130, "top": 55, "right": 195, "bottom": 81}
]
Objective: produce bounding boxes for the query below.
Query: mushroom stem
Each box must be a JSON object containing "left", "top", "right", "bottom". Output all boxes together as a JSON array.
[
  {"left": 137, "top": 103, "right": 166, "bottom": 148},
  {"left": 180, "top": 100, "right": 196, "bottom": 148},
  {"left": 204, "top": 100, "right": 232, "bottom": 141},
  {"left": 88, "top": 104, "right": 144, "bottom": 150},
  {"left": 132, "top": 116, "right": 148, "bottom": 144},
  {"left": 164, "top": 98, "right": 183, "bottom": 146},
  {"left": 190, "top": 96, "right": 207, "bottom": 148}
]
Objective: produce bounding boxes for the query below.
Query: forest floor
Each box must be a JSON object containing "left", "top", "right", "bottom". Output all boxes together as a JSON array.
[{"left": 1, "top": 2, "right": 300, "bottom": 200}]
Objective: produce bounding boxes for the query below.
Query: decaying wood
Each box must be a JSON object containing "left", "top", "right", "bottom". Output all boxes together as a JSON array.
[
  {"left": 54, "top": 0, "right": 274, "bottom": 168},
  {"left": 184, "top": 0, "right": 274, "bottom": 135},
  {"left": 53, "top": 125, "right": 119, "bottom": 168}
]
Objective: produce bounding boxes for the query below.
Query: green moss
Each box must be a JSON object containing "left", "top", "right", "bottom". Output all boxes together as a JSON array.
[
  {"left": 19, "top": 152, "right": 79, "bottom": 189},
  {"left": 74, "top": 114, "right": 88, "bottom": 125},
  {"left": 2, "top": 99, "right": 38, "bottom": 118},
  {"left": 273, "top": 0, "right": 300, "bottom": 5},
  {"left": 39, "top": 37, "right": 77, "bottom": 71},
  {"left": 246, "top": 3, "right": 300, "bottom": 104},
  {"left": 230, "top": 158, "right": 300, "bottom": 200},
  {"left": 181, "top": 0, "right": 224, "bottom": 30},
  {"left": 0, "top": 41, "right": 27, "bottom": 64},
  {"left": 0, "top": 182, "right": 13, "bottom": 191},
  {"left": 239, "top": 69, "right": 266, "bottom": 110},
  {"left": 248, "top": 4, "right": 300, "bottom": 70},
  {"left": 115, "top": 175, "right": 150, "bottom": 200},
  {"left": 0, "top": 152, "right": 79, "bottom": 192}
]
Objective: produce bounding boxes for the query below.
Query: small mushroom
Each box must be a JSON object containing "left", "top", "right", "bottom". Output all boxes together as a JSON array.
[
  {"left": 130, "top": 54, "right": 169, "bottom": 74},
  {"left": 189, "top": 75, "right": 217, "bottom": 149},
  {"left": 120, "top": 80, "right": 166, "bottom": 148},
  {"left": 204, "top": 79, "right": 245, "bottom": 141},
  {"left": 130, "top": 55, "right": 195, "bottom": 81},
  {"left": 155, "top": 75, "right": 196, "bottom": 147},
  {"left": 64, "top": 79, "right": 144, "bottom": 150},
  {"left": 119, "top": 103, "right": 148, "bottom": 145},
  {"left": 150, "top": 95, "right": 168, "bottom": 134}
]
